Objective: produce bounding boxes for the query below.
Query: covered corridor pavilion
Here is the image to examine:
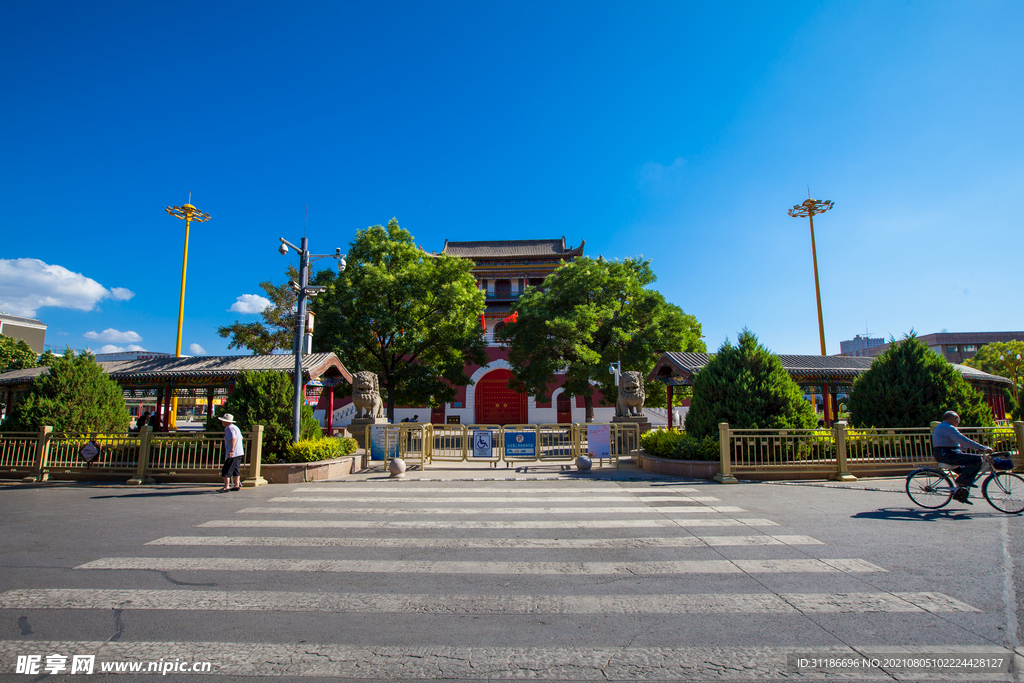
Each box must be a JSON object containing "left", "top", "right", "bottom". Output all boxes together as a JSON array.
[
  {"left": 648, "top": 351, "right": 1013, "bottom": 428},
  {"left": 0, "top": 352, "right": 352, "bottom": 432}
]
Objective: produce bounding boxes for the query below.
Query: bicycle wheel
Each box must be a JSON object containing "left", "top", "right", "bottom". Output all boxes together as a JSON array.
[
  {"left": 982, "top": 472, "right": 1024, "bottom": 514},
  {"left": 906, "top": 468, "right": 955, "bottom": 509}
]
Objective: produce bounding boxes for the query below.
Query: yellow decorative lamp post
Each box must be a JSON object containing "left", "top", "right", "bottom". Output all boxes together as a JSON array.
[
  {"left": 788, "top": 197, "right": 835, "bottom": 424},
  {"left": 165, "top": 199, "right": 211, "bottom": 430}
]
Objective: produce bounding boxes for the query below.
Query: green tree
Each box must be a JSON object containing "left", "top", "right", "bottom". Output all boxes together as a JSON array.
[
  {"left": 1, "top": 350, "right": 128, "bottom": 432},
  {"left": 685, "top": 329, "right": 817, "bottom": 438},
  {"left": 217, "top": 266, "right": 299, "bottom": 355},
  {"left": 962, "top": 341, "right": 1024, "bottom": 416},
  {"left": 210, "top": 370, "right": 321, "bottom": 457},
  {"left": 311, "top": 219, "right": 487, "bottom": 421},
  {"left": 498, "top": 256, "right": 704, "bottom": 420},
  {"left": 38, "top": 349, "right": 60, "bottom": 366},
  {"left": 849, "top": 335, "right": 994, "bottom": 428},
  {"left": 0, "top": 334, "right": 37, "bottom": 371}
]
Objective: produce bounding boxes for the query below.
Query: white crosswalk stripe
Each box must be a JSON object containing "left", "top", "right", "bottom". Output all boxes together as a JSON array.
[
  {"left": 0, "top": 642, "right": 1013, "bottom": 680},
  {"left": 146, "top": 534, "right": 823, "bottom": 548},
  {"left": 197, "top": 517, "right": 779, "bottom": 528},
  {"left": 269, "top": 495, "right": 723, "bottom": 502},
  {"left": 77, "top": 556, "right": 886, "bottom": 574},
  {"left": 237, "top": 505, "right": 746, "bottom": 514},
  {"left": 0, "top": 588, "right": 977, "bottom": 613}
]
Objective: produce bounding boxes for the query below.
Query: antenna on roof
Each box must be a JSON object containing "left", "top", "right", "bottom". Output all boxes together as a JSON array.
[
  {"left": 807, "top": 185, "right": 810, "bottom": 199},
  {"left": 304, "top": 205, "right": 308, "bottom": 238}
]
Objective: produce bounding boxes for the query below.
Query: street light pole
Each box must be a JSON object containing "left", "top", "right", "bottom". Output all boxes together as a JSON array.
[
  {"left": 165, "top": 199, "right": 211, "bottom": 430},
  {"left": 279, "top": 236, "right": 346, "bottom": 442},
  {"left": 789, "top": 197, "right": 835, "bottom": 424}
]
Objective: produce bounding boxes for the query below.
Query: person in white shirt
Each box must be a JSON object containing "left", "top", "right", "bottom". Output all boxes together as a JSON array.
[{"left": 217, "top": 413, "right": 245, "bottom": 492}]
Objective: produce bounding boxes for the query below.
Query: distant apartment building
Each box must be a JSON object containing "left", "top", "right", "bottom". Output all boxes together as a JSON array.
[
  {"left": 839, "top": 334, "right": 885, "bottom": 357},
  {"left": 0, "top": 313, "right": 47, "bottom": 354},
  {"left": 856, "top": 331, "right": 1024, "bottom": 364}
]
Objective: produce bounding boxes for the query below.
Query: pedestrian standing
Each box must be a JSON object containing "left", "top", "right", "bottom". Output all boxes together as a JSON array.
[{"left": 217, "top": 413, "right": 244, "bottom": 492}]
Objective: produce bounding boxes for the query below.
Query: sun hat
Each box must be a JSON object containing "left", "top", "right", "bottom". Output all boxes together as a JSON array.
[{"left": 218, "top": 413, "right": 236, "bottom": 424}]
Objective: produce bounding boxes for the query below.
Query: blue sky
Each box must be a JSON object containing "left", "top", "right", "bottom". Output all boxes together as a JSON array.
[{"left": 1, "top": 1, "right": 1021, "bottom": 358}]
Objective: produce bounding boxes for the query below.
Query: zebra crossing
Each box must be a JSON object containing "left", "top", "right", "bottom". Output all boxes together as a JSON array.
[{"left": 0, "top": 479, "right": 1015, "bottom": 680}]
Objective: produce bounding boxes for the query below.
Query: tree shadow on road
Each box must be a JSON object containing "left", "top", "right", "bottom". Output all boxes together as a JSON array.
[{"left": 852, "top": 506, "right": 1002, "bottom": 522}]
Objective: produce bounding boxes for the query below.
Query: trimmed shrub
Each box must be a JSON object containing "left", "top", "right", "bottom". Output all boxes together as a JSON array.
[
  {"left": 281, "top": 437, "right": 358, "bottom": 463},
  {"left": 640, "top": 429, "right": 719, "bottom": 461},
  {"left": 209, "top": 370, "right": 322, "bottom": 457},
  {"left": 849, "top": 335, "right": 994, "bottom": 428},
  {"left": 685, "top": 329, "right": 818, "bottom": 439},
  {"left": 1, "top": 350, "right": 128, "bottom": 433}
]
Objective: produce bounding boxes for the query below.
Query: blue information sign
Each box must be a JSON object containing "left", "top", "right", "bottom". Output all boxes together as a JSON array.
[{"left": 503, "top": 431, "right": 537, "bottom": 458}]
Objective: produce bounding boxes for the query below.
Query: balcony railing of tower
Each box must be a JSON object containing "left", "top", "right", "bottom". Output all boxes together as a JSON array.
[{"left": 485, "top": 291, "right": 523, "bottom": 300}]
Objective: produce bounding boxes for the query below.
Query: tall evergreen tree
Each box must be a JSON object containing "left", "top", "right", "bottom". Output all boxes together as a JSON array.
[
  {"left": 1, "top": 350, "right": 128, "bottom": 433},
  {"left": 849, "top": 335, "right": 994, "bottom": 428},
  {"left": 685, "top": 329, "right": 817, "bottom": 438}
]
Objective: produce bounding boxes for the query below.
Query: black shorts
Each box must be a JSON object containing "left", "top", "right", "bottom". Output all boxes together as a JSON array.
[{"left": 221, "top": 456, "right": 242, "bottom": 478}]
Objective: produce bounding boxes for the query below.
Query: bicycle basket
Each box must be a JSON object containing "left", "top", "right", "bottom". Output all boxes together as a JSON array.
[{"left": 993, "top": 457, "right": 1015, "bottom": 471}]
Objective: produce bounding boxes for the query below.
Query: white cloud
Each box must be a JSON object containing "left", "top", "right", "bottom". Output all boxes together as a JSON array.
[
  {"left": 189, "top": 343, "right": 207, "bottom": 355},
  {"left": 229, "top": 294, "right": 272, "bottom": 314},
  {"left": 0, "top": 258, "right": 136, "bottom": 318},
  {"left": 96, "top": 344, "right": 147, "bottom": 354},
  {"left": 84, "top": 329, "right": 143, "bottom": 343}
]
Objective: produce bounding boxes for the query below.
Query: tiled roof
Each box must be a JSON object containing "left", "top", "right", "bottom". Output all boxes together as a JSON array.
[
  {"left": 0, "top": 353, "right": 351, "bottom": 386},
  {"left": 649, "top": 352, "right": 1011, "bottom": 385},
  {"left": 441, "top": 238, "right": 585, "bottom": 258},
  {"left": 0, "top": 313, "right": 46, "bottom": 327}
]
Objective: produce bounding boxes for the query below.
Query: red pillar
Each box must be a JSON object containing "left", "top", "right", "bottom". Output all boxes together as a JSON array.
[
  {"left": 207, "top": 388, "right": 214, "bottom": 421},
  {"left": 154, "top": 391, "right": 164, "bottom": 432},
  {"left": 326, "top": 385, "right": 335, "bottom": 435},
  {"left": 667, "top": 385, "right": 674, "bottom": 430}
]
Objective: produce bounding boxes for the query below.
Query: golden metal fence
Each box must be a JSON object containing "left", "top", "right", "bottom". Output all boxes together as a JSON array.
[
  {"left": 0, "top": 432, "right": 42, "bottom": 471},
  {"left": 0, "top": 425, "right": 266, "bottom": 486},
  {"left": 714, "top": 421, "right": 1024, "bottom": 483}
]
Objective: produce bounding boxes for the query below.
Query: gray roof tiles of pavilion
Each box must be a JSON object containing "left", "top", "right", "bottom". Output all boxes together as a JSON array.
[
  {"left": 651, "top": 351, "right": 1010, "bottom": 385},
  {"left": 0, "top": 353, "right": 351, "bottom": 386},
  {"left": 440, "top": 238, "right": 585, "bottom": 258}
]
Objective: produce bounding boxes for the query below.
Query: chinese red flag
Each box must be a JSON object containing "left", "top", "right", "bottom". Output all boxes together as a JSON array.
[
  {"left": 502, "top": 311, "right": 518, "bottom": 324},
  {"left": 481, "top": 313, "right": 486, "bottom": 331}
]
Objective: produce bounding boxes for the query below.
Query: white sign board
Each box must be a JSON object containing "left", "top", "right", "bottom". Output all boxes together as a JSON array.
[
  {"left": 587, "top": 425, "right": 611, "bottom": 460},
  {"left": 472, "top": 430, "right": 493, "bottom": 458}
]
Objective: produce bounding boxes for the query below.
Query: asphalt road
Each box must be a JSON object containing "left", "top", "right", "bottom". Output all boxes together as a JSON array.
[{"left": 0, "top": 467, "right": 1021, "bottom": 682}]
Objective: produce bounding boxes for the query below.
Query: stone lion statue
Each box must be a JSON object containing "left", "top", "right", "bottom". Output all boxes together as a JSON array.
[
  {"left": 352, "top": 371, "right": 384, "bottom": 419},
  {"left": 615, "top": 370, "right": 646, "bottom": 417}
]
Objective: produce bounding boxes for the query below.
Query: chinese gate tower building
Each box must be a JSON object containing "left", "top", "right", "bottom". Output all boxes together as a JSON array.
[{"left": 390, "top": 237, "right": 613, "bottom": 425}]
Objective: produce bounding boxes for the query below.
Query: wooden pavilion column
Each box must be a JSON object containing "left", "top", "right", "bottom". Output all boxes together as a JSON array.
[
  {"left": 326, "top": 384, "right": 334, "bottom": 435},
  {"left": 666, "top": 385, "right": 674, "bottom": 429},
  {"left": 207, "top": 387, "right": 214, "bottom": 421}
]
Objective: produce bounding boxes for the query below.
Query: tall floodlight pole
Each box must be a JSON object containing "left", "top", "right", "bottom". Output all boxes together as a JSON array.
[
  {"left": 165, "top": 200, "right": 211, "bottom": 430},
  {"left": 789, "top": 197, "right": 835, "bottom": 424},
  {"left": 278, "top": 236, "right": 346, "bottom": 442}
]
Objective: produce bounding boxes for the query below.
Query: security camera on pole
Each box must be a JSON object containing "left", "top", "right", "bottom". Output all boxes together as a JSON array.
[{"left": 278, "top": 236, "right": 346, "bottom": 442}]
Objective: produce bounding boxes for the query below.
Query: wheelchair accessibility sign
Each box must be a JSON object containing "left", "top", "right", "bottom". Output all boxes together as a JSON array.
[
  {"left": 472, "top": 430, "right": 494, "bottom": 458},
  {"left": 504, "top": 431, "right": 537, "bottom": 457}
]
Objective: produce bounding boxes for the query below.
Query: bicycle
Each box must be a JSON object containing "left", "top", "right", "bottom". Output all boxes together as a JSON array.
[{"left": 906, "top": 451, "right": 1024, "bottom": 513}]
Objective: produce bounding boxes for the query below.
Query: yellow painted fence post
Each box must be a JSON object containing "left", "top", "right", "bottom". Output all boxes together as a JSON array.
[
  {"left": 244, "top": 424, "right": 267, "bottom": 487},
  {"left": 127, "top": 425, "right": 154, "bottom": 485},
  {"left": 1014, "top": 421, "right": 1024, "bottom": 470},
  {"left": 829, "top": 421, "right": 857, "bottom": 482},
  {"left": 714, "top": 422, "right": 738, "bottom": 483},
  {"left": 24, "top": 426, "right": 53, "bottom": 483}
]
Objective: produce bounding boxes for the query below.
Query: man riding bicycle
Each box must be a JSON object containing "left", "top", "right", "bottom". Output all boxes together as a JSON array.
[{"left": 931, "top": 410, "right": 993, "bottom": 505}]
